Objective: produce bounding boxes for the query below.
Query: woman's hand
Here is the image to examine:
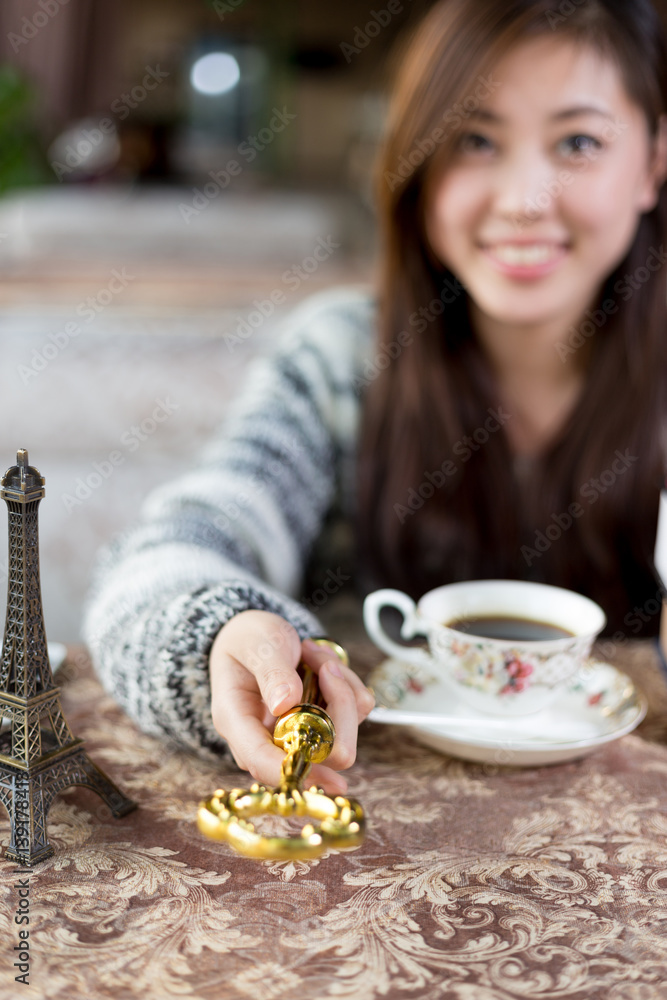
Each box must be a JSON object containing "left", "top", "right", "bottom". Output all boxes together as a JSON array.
[{"left": 209, "top": 610, "right": 375, "bottom": 793}]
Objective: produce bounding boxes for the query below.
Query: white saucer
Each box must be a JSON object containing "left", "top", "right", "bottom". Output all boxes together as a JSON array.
[
  {"left": 49, "top": 642, "right": 67, "bottom": 672},
  {"left": 368, "top": 657, "right": 647, "bottom": 766}
]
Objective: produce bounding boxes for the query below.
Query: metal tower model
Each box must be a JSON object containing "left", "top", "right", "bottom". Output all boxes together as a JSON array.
[{"left": 0, "top": 450, "right": 135, "bottom": 865}]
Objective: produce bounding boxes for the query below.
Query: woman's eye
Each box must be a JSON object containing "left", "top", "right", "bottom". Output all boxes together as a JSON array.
[
  {"left": 559, "top": 134, "right": 603, "bottom": 156},
  {"left": 457, "top": 133, "right": 494, "bottom": 154}
]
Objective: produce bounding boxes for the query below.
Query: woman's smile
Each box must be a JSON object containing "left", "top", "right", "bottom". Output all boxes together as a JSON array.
[{"left": 481, "top": 241, "right": 570, "bottom": 279}]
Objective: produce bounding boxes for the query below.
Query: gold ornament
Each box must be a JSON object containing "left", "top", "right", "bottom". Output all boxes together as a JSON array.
[{"left": 198, "top": 639, "right": 365, "bottom": 859}]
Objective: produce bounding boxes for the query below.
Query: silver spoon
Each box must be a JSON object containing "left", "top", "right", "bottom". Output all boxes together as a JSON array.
[{"left": 367, "top": 704, "right": 634, "bottom": 743}]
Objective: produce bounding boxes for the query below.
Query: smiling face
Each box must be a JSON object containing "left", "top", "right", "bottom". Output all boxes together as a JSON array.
[{"left": 424, "top": 34, "right": 664, "bottom": 338}]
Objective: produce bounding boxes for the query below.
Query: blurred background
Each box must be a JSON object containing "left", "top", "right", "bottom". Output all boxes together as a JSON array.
[{"left": 0, "top": 0, "right": 431, "bottom": 641}]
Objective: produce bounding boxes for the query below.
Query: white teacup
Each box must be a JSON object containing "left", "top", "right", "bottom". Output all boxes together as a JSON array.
[{"left": 363, "top": 580, "right": 606, "bottom": 716}]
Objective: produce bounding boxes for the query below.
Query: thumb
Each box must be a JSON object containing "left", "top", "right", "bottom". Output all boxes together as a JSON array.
[{"left": 214, "top": 610, "right": 304, "bottom": 715}]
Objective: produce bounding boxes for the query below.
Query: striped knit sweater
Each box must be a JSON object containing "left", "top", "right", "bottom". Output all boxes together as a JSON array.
[{"left": 83, "top": 285, "right": 376, "bottom": 757}]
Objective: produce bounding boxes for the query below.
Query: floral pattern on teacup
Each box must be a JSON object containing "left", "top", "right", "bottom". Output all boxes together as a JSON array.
[
  {"left": 369, "top": 657, "right": 437, "bottom": 707},
  {"left": 433, "top": 630, "right": 591, "bottom": 697},
  {"left": 499, "top": 656, "right": 534, "bottom": 695}
]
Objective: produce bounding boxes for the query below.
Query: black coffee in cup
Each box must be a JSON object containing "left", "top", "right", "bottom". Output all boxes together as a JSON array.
[{"left": 444, "top": 615, "right": 574, "bottom": 641}]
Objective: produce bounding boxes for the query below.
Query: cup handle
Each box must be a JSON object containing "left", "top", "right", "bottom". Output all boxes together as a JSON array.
[{"left": 363, "top": 589, "right": 433, "bottom": 669}]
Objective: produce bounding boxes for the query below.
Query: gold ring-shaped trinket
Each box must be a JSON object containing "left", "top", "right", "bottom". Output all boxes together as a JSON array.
[
  {"left": 197, "top": 783, "right": 365, "bottom": 860},
  {"left": 197, "top": 639, "right": 366, "bottom": 860}
]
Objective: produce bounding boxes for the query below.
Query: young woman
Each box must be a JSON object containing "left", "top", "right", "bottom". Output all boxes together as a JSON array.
[{"left": 84, "top": 0, "right": 667, "bottom": 794}]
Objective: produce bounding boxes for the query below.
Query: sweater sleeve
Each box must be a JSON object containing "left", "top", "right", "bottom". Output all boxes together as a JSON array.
[{"left": 82, "top": 286, "right": 375, "bottom": 757}]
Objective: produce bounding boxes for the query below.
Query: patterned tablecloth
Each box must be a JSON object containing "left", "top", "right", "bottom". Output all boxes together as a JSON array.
[{"left": 2, "top": 639, "right": 667, "bottom": 1000}]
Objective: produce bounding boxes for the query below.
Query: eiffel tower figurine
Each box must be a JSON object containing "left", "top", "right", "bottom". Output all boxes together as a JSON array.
[{"left": 0, "top": 449, "right": 136, "bottom": 865}]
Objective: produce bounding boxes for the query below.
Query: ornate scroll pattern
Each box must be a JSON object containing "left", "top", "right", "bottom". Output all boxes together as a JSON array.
[{"left": 0, "top": 645, "right": 666, "bottom": 999}]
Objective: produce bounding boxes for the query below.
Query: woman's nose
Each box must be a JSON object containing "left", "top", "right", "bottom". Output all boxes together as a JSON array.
[{"left": 492, "top": 149, "right": 560, "bottom": 223}]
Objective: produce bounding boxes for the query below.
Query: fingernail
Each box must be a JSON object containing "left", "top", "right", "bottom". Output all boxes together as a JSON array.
[
  {"left": 324, "top": 658, "right": 342, "bottom": 679},
  {"left": 269, "top": 683, "right": 291, "bottom": 714}
]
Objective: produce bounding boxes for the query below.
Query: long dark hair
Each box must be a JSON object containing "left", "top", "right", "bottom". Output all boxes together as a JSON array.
[{"left": 357, "top": 0, "right": 667, "bottom": 633}]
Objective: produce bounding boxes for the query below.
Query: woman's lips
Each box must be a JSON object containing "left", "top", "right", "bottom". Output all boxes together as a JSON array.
[{"left": 481, "top": 242, "right": 569, "bottom": 278}]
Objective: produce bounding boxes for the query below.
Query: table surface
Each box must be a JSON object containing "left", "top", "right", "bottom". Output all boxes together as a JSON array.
[{"left": 2, "top": 638, "right": 667, "bottom": 1000}]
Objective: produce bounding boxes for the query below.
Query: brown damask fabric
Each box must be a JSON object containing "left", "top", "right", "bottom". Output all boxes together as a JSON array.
[{"left": 1, "top": 641, "right": 667, "bottom": 1000}]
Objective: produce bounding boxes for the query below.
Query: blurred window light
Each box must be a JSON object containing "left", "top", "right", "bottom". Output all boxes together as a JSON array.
[
  {"left": 190, "top": 52, "right": 240, "bottom": 95},
  {"left": 173, "top": 42, "right": 269, "bottom": 176},
  {"left": 47, "top": 118, "right": 120, "bottom": 181}
]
